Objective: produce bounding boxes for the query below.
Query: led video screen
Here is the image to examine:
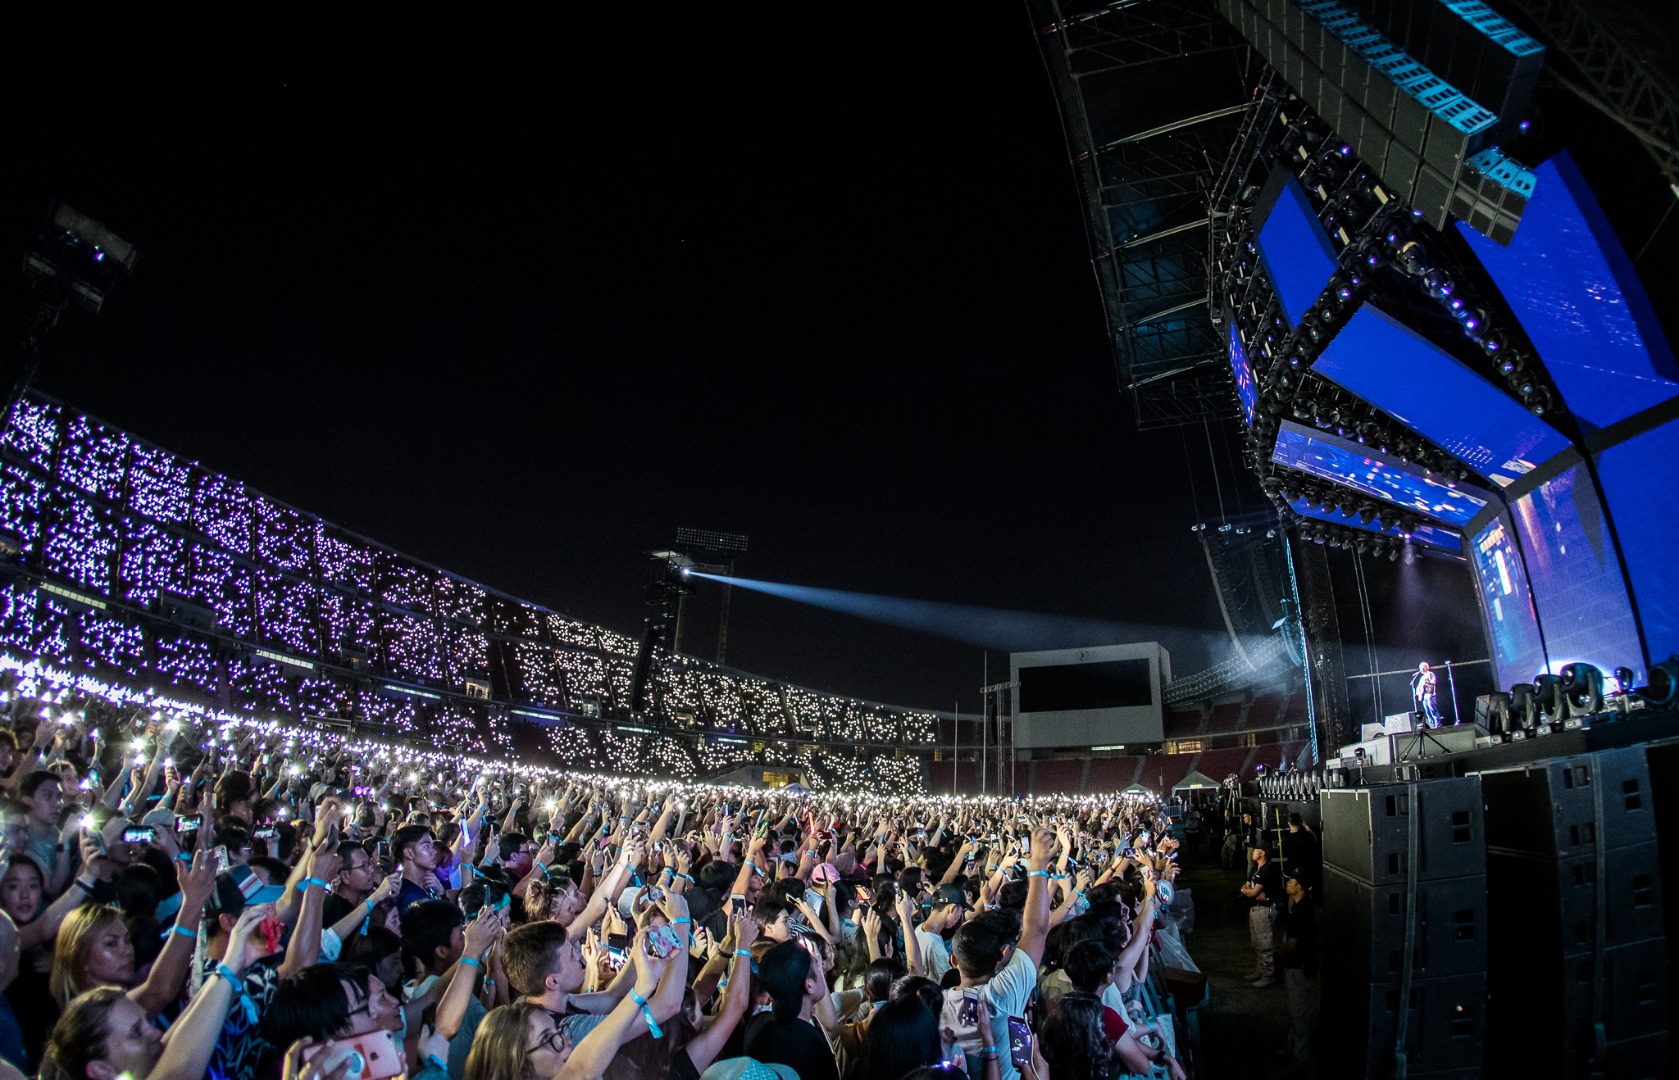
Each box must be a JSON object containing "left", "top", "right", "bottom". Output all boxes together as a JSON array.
[
  {"left": 1469, "top": 514, "right": 1548, "bottom": 691},
  {"left": 1255, "top": 170, "right": 1340, "bottom": 327},
  {"left": 1511, "top": 464, "right": 1646, "bottom": 685},
  {"left": 1459, "top": 153, "right": 1679, "bottom": 429},
  {"left": 1271, "top": 422, "right": 1489, "bottom": 526},
  {"left": 1288, "top": 497, "right": 1460, "bottom": 551},
  {"left": 1228, "top": 316, "right": 1258, "bottom": 425},
  {"left": 1019, "top": 659, "right": 1153, "bottom": 712},
  {"left": 1011, "top": 643, "right": 1167, "bottom": 749},
  {"left": 1313, "top": 304, "right": 1571, "bottom": 486},
  {"left": 1595, "top": 416, "right": 1679, "bottom": 665}
]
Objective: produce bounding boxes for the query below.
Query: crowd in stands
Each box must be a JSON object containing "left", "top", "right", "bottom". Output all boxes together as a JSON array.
[{"left": 0, "top": 679, "right": 1203, "bottom": 1080}]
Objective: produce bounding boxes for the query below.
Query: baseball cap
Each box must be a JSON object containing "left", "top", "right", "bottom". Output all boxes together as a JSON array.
[
  {"left": 699, "top": 1060, "right": 798, "bottom": 1080},
  {"left": 205, "top": 865, "right": 286, "bottom": 919},
  {"left": 930, "top": 884, "right": 972, "bottom": 911},
  {"left": 810, "top": 862, "right": 840, "bottom": 886}
]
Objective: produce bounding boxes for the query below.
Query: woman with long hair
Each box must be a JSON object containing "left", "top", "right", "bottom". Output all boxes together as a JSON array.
[
  {"left": 49, "top": 849, "right": 218, "bottom": 1021},
  {"left": 463, "top": 1001, "right": 571, "bottom": 1080},
  {"left": 847, "top": 995, "right": 941, "bottom": 1080},
  {"left": 1039, "top": 992, "right": 1115, "bottom": 1080}
]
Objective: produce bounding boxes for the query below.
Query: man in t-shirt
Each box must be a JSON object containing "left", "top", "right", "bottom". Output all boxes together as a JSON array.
[
  {"left": 501, "top": 920, "right": 615, "bottom": 1046},
  {"left": 939, "top": 826, "right": 1057, "bottom": 1080},
  {"left": 1240, "top": 843, "right": 1283, "bottom": 986},
  {"left": 394, "top": 823, "right": 444, "bottom": 913},
  {"left": 743, "top": 941, "right": 841, "bottom": 1080},
  {"left": 914, "top": 884, "right": 968, "bottom": 983}
]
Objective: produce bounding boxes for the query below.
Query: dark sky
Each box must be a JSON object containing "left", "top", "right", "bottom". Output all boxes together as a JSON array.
[
  {"left": 26, "top": 5, "right": 1658, "bottom": 714},
  {"left": 0, "top": 5, "right": 1251, "bottom": 712}
]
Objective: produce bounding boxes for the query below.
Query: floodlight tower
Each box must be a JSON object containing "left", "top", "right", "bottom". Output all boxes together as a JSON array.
[
  {"left": 628, "top": 554, "right": 696, "bottom": 721},
  {"left": 6, "top": 203, "right": 139, "bottom": 423},
  {"left": 671, "top": 527, "right": 749, "bottom": 664}
]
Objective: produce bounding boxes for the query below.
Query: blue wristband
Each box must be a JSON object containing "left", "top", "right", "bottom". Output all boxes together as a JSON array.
[
  {"left": 214, "top": 963, "right": 242, "bottom": 993},
  {"left": 460, "top": 957, "right": 482, "bottom": 968},
  {"left": 297, "top": 877, "right": 330, "bottom": 893},
  {"left": 673, "top": 917, "right": 692, "bottom": 925},
  {"left": 1028, "top": 870, "right": 1050, "bottom": 879},
  {"left": 630, "top": 990, "right": 663, "bottom": 1038},
  {"left": 172, "top": 924, "right": 196, "bottom": 940}
]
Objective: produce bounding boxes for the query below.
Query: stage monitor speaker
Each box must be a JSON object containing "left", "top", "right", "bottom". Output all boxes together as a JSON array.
[
  {"left": 1321, "top": 777, "right": 1485, "bottom": 886},
  {"left": 1479, "top": 747, "right": 1657, "bottom": 859},
  {"left": 1319, "top": 965, "right": 1486, "bottom": 1079},
  {"left": 1323, "top": 864, "right": 1487, "bottom": 981}
]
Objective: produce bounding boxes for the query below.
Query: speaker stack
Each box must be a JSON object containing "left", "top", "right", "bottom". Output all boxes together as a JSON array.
[
  {"left": 1320, "top": 776, "right": 1487, "bottom": 1079},
  {"left": 1480, "top": 747, "right": 1669, "bottom": 1077}
]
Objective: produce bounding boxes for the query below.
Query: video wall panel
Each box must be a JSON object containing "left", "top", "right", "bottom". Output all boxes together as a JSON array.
[
  {"left": 1510, "top": 464, "right": 1646, "bottom": 685},
  {"left": 1459, "top": 153, "right": 1679, "bottom": 429},
  {"left": 1255, "top": 170, "right": 1340, "bottom": 327},
  {"left": 1595, "top": 416, "right": 1679, "bottom": 668},
  {"left": 1272, "top": 422, "right": 1489, "bottom": 526},
  {"left": 1313, "top": 304, "right": 1570, "bottom": 486},
  {"left": 1468, "top": 514, "right": 1548, "bottom": 691}
]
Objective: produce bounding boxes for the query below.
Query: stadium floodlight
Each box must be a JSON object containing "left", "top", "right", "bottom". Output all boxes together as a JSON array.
[{"left": 674, "top": 528, "right": 749, "bottom": 555}]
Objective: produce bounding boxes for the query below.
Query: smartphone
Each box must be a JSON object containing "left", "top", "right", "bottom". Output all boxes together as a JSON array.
[
  {"left": 122, "top": 826, "right": 156, "bottom": 844},
  {"left": 302, "top": 1029, "right": 405, "bottom": 1080},
  {"left": 1007, "top": 1016, "right": 1032, "bottom": 1069},
  {"left": 254, "top": 826, "right": 277, "bottom": 840},
  {"left": 648, "top": 923, "right": 682, "bottom": 958},
  {"left": 176, "top": 814, "right": 204, "bottom": 834},
  {"left": 960, "top": 990, "right": 980, "bottom": 1025},
  {"left": 606, "top": 932, "right": 629, "bottom": 953},
  {"left": 854, "top": 884, "right": 870, "bottom": 904},
  {"left": 260, "top": 915, "right": 285, "bottom": 955},
  {"left": 375, "top": 839, "right": 390, "bottom": 861},
  {"left": 214, "top": 845, "right": 231, "bottom": 873}
]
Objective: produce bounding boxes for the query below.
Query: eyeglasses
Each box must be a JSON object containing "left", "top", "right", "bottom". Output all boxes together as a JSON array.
[{"left": 525, "top": 1028, "right": 566, "bottom": 1055}]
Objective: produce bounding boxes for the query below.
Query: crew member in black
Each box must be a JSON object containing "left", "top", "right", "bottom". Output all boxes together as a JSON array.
[{"left": 1239, "top": 843, "right": 1282, "bottom": 986}]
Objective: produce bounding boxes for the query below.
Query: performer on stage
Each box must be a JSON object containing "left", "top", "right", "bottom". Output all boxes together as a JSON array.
[{"left": 1411, "top": 661, "right": 1441, "bottom": 728}]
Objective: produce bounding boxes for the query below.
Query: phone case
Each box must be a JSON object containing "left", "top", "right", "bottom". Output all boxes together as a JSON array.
[{"left": 303, "top": 1030, "right": 405, "bottom": 1080}]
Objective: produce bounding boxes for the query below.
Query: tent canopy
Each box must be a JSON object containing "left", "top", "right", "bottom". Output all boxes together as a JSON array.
[
  {"left": 1172, "top": 769, "right": 1222, "bottom": 792},
  {"left": 1121, "top": 782, "right": 1153, "bottom": 795}
]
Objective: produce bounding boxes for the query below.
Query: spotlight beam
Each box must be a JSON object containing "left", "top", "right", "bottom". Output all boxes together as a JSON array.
[{"left": 688, "top": 572, "right": 1222, "bottom": 653}]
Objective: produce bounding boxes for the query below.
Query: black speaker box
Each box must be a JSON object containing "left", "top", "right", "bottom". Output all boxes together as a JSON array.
[
  {"left": 1486, "top": 937, "right": 1669, "bottom": 1073},
  {"left": 1480, "top": 747, "right": 1657, "bottom": 859},
  {"left": 1323, "top": 865, "right": 1486, "bottom": 981},
  {"left": 1319, "top": 965, "right": 1486, "bottom": 1079},
  {"left": 1321, "top": 777, "right": 1485, "bottom": 886},
  {"left": 1390, "top": 724, "right": 1481, "bottom": 762},
  {"left": 1486, "top": 842, "right": 1664, "bottom": 958}
]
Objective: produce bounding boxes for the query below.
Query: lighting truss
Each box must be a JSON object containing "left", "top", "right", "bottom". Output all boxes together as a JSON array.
[
  {"left": 1499, "top": 0, "right": 1679, "bottom": 198},
  {"left": 1031, "top": 0, "right": 1259, "bottom": 428}
]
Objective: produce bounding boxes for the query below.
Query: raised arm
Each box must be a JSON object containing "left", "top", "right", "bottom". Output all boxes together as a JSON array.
[{"left": 1016, "top": 827, "right": 1056, "bottom": 967}]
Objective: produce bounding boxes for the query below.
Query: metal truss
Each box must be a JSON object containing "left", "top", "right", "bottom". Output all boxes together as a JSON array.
[
  {"left": 1499, "top": 0, "right": 1679, "bottom": 196},
  {"left": 1031, "top": 0, "right": 1258, "bottom": 428}
]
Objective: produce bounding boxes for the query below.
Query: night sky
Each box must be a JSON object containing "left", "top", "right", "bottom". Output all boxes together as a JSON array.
[{"left": 6, "top": 5, "right": 1662, "bottom": 716}]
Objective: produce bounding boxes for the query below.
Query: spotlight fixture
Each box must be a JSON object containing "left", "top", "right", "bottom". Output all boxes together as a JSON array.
[
  {"left": 1634, "top": 656, "right": 1679, "bottom": 705},
  {"left": 1559, "top": 663, "right": 1604, "bottom": 715}
]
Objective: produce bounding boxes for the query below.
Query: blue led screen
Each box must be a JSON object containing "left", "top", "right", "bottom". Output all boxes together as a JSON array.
[
  {"left": 1313, "top": 304, "right": 1571, "bottom": 486},
  {"left": 1271, "top": 422, "right": 1489, "bottom": 526},
  {"left": 1511, "top": 464, "right": 1645, "bottom": 685},
  {"left": 1288, "top": 497, "right": 1459, "bottom": 551},
  {"left": 1596, "top": 416, "right": 1679, "bottom": 666},
  {"left": 1255, "top": 172, "right": 1340, "bottom": 328},
  {"left": 1229, "top": 317, "right": 1258, "bottom": 425},
  {"left": 1469, "top": 514, "right": 1548, "bottom": 691},
  {"left": 1459, "top": 153, "right": 1679, "bottom": 430}
]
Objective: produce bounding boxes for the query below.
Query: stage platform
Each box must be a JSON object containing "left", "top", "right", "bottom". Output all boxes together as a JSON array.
[{"left": 1327, "top": 706, "right": 1679, "bottom": 785}]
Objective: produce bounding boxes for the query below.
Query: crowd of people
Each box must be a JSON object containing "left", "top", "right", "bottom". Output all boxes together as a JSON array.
[{"left": 0, "top": 688, "right": 1203, "bottom": 1080}]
